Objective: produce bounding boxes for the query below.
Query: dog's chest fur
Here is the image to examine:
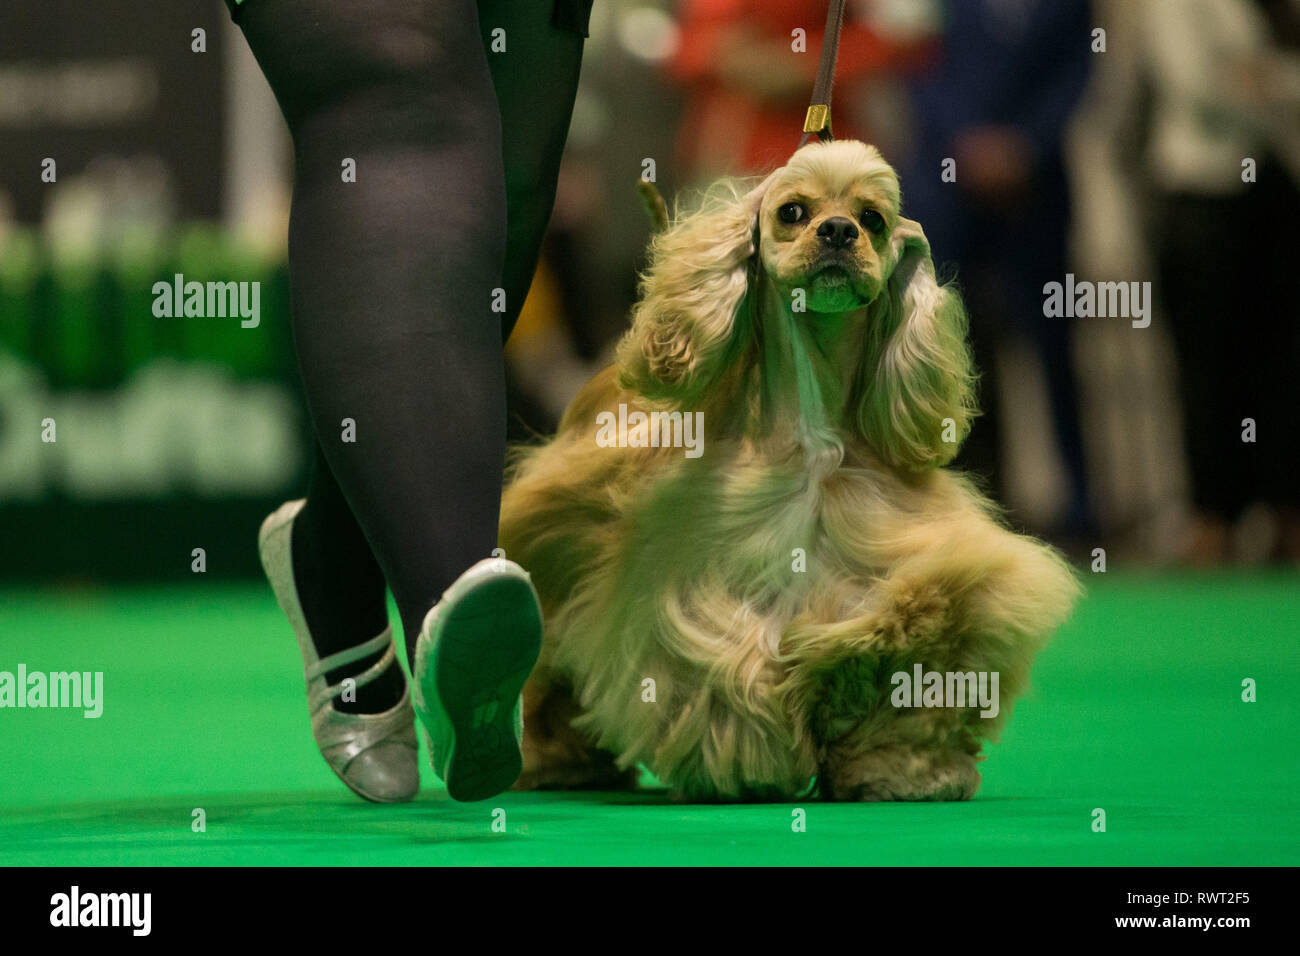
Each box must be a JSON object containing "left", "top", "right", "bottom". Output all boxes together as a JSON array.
[
  {"left": 596, "top": 438, "right": 884, "bottom": 659},
  {"left": 544, "top": 437, "right": 901, "bottom": 793}
]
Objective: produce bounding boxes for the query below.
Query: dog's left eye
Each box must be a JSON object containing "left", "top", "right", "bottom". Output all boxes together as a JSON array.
[
  {"left": 859, "top": 209, "right": 885, "bottom": 234},
  {"left": 777, "top": 202, "right": 806, "bottom": 224}
]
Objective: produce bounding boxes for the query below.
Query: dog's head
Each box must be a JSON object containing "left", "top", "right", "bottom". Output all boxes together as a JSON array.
[
  {"left": 757, "top": 140, "right": 901, "bottom": 314},
  {"left": 617, "top": 139, "right": 976, "bottom": 471}
]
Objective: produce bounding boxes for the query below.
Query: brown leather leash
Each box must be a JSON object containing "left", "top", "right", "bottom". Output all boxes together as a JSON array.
[{"left": 798, "top": 0, "right": 848, "bottom": 148}]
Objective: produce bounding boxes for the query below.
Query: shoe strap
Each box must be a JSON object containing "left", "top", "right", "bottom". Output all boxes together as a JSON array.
[
  {"left": 312, "top": 644, "right": 402, "bottom": 709},
  {"left": 305, "top": 628, "right": 393, "bottom": 683}
]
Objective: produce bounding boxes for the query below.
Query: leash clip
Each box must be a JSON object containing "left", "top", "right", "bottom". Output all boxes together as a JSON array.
[{"left": 802, "top": 104, "right": 832, "bottom": 140}]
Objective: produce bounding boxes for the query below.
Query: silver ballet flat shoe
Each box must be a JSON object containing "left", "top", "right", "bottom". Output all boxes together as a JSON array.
[
  {"left": 413, "top": 557, "right": 542, "bottom": 802},
  {"left": 258, "top": 499, "right": 419, "bottom": 803}
]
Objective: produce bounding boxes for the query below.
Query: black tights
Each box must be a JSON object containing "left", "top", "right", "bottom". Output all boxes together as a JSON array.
[{"left": 235, "top": 0, "right": 585, "bottom": 711}]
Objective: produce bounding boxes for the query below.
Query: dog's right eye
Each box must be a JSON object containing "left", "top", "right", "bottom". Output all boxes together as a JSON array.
[{"left": 777, "top": 202, "right": 806, "bottom": 224}]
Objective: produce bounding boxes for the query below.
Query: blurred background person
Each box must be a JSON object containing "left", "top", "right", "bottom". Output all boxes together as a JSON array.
[
  {"left": 665, "top": 0, "right": 937, "bottom": 181},
  {"left": 1069, "top": 0, "right": 1300, "bottom": 566},
  {"left": 1144, "top": 0, "right": 1300, "bottom": 564},
  {"left": 898, "top": 0, "right": 1094, "bottom": 544}
]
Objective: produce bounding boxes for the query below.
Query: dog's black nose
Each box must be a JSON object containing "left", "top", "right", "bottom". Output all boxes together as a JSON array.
[{"left": 816, "top": 217, "right": 859, "bottom": 249}]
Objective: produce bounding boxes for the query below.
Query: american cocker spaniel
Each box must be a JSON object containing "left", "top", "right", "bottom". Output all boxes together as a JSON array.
[{"left": 500, "top": 139, "right": 1080, "bottom": 802}]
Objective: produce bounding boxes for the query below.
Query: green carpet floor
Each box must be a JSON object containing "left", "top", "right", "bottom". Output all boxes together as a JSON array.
[{"left": 1, "top": 571, "right": 1296, "bottom": 866}]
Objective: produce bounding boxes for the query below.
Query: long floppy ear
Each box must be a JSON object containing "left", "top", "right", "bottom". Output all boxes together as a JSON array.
[
  {"left": 616, "top": 173, "right": 775, "bottom": 406},
  {"left": 856, "top": 217, "right": 977, "bottom": 471}
]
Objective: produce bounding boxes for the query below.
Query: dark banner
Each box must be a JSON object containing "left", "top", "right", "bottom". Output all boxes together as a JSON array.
[
  {"left": 0, "top": 0, "right": 226, "bottom": 223},
  {"left": 0, "top": 2, "right": 309, "bottom": 583}
]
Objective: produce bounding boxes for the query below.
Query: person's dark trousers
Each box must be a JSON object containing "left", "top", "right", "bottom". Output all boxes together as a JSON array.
[
  {"left": 232, "top": 0, "right": 587, "bottom": 710},
  {"left": 1157, "top": 159, "right": 1300, "bottom": 525}
]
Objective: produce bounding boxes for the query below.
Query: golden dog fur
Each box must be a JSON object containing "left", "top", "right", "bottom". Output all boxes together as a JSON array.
[{"left": 500, "top": 140, "right": 1080, "bottom": 801}]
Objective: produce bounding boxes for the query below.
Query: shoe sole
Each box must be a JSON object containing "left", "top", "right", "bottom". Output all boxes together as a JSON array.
[{"left": 418, "top": 571, "right": 542, "bottom": 802}]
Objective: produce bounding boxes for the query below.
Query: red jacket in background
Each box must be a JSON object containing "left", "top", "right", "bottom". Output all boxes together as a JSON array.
[{"left": 669, "top": 0, "right": 934, "bottom": 178}]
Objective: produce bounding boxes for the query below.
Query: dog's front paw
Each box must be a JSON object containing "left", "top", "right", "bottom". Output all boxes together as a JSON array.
[{"left": 820, "top": 743, "right": 980, "bottom": 802}]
